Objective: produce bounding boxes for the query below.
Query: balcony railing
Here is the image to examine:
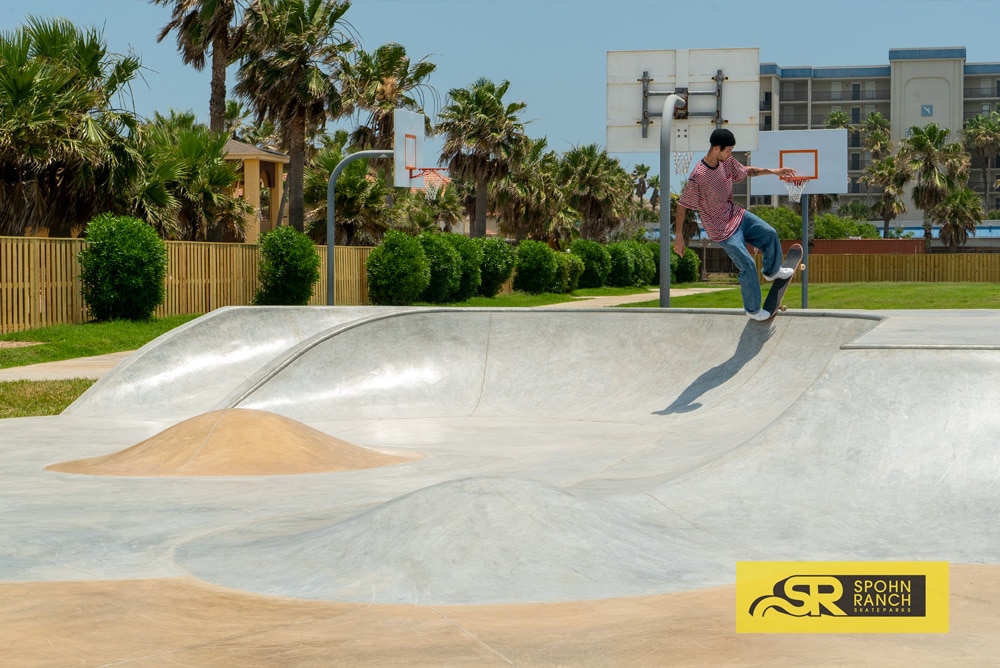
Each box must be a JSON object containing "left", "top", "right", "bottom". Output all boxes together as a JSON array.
[
  {"left": 812, "top": 89, "right": 891, "bottom": 102},
  {"left": 964, "top": 87, "right": 1000, "bottom": 99},
  {"left": 778, "top": 91, "right": 809, "bottom": 102}
]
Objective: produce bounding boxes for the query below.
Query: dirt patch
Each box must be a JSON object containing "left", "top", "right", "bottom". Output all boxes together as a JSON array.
[
  {"left": 46, "top": 408, "right": 422, "bottom": 476},
  {"left": 0, "top": 341, "right": 43, "bottom": 349}
]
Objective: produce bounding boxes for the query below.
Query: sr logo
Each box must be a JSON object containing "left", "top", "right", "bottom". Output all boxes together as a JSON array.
[{"left": 749, "top": 575, "right": 848, "bottom": 618}]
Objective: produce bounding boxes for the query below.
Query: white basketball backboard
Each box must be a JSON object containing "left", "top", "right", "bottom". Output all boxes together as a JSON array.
[
  {"left": 606, "top": 48, "right": 760, "bottom": 154},
  {"left": 751, "top": 129, "right": 848, "bottom": 196},
  {"left": 393, "top": 109, "right": 425, "bottom": 188}
]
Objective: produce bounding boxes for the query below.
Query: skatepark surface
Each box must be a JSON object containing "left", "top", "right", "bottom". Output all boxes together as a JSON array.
[{"left": 3, "top": 305, "right": 1000, "bottom": 665}]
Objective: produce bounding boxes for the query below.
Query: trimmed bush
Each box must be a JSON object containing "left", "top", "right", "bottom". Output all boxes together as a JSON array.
[
  {"left": 475, "top": 237, "right": 516, "bottom": 297},
  {"left": 442, "top": 233, "right": 483, "bottom": 302},
  {"left": 606, "top": 241, "right": 636, "bottom": 287},
  {"left": 512, "top": 240, "right": 558, "bottom": 294},
  {"left": 647, "top": 241, "right": 661, "bottom": 285},
  {"left": 673, "top": 248, "right": 702, "bottom": 284},
  {"left": 630, "top": 241, "right": 656, "bottom": 286},
  {"left": 253, "top": 226, "right": 321, "bottom": 305},
  {"left": 366, "top": 230, "right": 430, "bottom": 305},
  {"left": 78, "top": 213, "right": 167, "bottom": 321},
  {"left": 570, "top": 238, "right": 611, "bottom": 288},
  {"left": 551, "top": 251, "right": 585, "bottom": 294},
  {"left": 418, "top": 232, "right": 462, "bottom": 303}
]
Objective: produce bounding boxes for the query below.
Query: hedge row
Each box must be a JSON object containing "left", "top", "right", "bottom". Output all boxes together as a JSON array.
[{"left": 367, "top": 232, "right": 702, "bottom": 305}]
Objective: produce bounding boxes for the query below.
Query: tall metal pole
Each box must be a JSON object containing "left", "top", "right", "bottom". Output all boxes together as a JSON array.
[
  {"left": 801, "top": 196, "right": 810, "bottom": 309},
  {"left": 326, "top": 150, "right": 393, "bottom": 305},
  {"left": 659, "top": 94, "right": 687, "bottom": 308}
]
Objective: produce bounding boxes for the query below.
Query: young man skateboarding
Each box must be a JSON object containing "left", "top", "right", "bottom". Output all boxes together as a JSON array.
[{"left": 674, "top": 129, "right": 796, "bottom": 321}]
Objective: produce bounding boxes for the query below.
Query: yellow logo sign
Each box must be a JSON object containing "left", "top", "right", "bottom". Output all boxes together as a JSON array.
[{"left": 736, "top": 562, "right": 949, "bottom": 633}]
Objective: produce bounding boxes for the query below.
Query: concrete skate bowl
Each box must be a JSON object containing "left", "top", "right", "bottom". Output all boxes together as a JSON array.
[{"left": 60, "top": 308, "right": 1000, "bottom": 605}]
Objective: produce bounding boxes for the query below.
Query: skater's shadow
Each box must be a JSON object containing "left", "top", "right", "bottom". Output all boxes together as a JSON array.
[{"left": 653, "top": 321, "right": 774, "bottom": 415}]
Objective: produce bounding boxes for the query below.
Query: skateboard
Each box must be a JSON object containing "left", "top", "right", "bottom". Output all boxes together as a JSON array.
[{"left": 760, "top": 244, "right": 804, "bottom": 321}]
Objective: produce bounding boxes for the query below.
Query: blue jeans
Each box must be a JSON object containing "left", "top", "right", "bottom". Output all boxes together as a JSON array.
[{"left": 717, "top": 210, "right": 783, "bottom": 313}]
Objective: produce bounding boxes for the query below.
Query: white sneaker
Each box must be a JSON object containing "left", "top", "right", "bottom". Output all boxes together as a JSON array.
[
  {"left": 746, "top": 308, "right": 771, "bottom": 321},
  {"left": 763, "top": 266, "right": 794, "bottom": 282}
]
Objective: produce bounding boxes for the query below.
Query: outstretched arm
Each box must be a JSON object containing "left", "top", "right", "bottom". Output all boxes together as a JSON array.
[{"left": 747, "top": 166, "right": 797, "bottom": 178}]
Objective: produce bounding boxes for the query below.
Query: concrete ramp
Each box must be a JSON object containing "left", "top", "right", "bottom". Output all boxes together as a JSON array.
[{"left": 64, "top": 306, "right": 410, "bottom": 419}]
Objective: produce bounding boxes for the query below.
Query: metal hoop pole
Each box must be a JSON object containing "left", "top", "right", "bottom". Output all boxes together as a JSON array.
[
  {"left": 659, "top": 93, "right": 687, "bottom": 308},
  {"left": 326, "top": 150, "right": 393, "bottom": 305}
]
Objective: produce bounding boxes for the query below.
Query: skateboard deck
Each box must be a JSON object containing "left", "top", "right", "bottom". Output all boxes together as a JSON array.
[{"left": 760, "top": 244, "right": 804, "bottom": 321}]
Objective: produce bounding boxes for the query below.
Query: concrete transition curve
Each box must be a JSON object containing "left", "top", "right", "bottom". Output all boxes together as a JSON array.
[{"left": 5, "top": 306, "right": 1000, "bottom": 605}]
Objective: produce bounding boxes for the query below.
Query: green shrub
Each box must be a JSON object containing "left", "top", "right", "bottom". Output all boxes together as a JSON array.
[
  {"left": 629, "top": 241, "right": 656, "bottom": 286},
  {"left": 513, "top": 240, "right": 558, "bottom": 294},
  {"left": 814, "top": 213, "right": 881, "bottom": 239},
  {"left": 253, "top": 226, "right": 321, "bottom": 305},
  {"left": 475, "top": 237, "right": 516, "bottom": 297},
  {"left": 551, "top": 251, "right": 585, "bottom": 293},
  {"left": 366, "top": 230, "right": 430, "bottom": 305},
  {"left": 606, "top": 240, "right": 643, "bottom": 287},
  {"left": 749, "top": 205, "right": 801, "bottom": 240},
  {"left": 647, "top": 241, "right": 661, "bottom": 285},
  {"left": 78, "top": 213, "right": 167, "bottom": 321},
  {"left": 674, "top": 248, "right": 701, "bottom": 283},
  {"left": 418, "top": 232, "right": 462, "bottom": 303},
  {"left": 440, "top": 233, "right": 482, "bottom": 302},
  {"left": 570, "top": 239, "right": 611, "bottom": 288}
]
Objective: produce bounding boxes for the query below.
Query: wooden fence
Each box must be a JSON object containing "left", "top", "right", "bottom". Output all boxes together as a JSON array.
[
  {"left": 1, "top": 237, "right": 371, "bottom": 334},
  {"left": 4, "top": 236, "right": 1000, "bottom": 334}
]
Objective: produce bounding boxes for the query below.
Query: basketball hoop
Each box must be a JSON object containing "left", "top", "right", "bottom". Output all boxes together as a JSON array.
[
  {"left": 783, "top": 177, "right": 808, "bottom": 203},
  {"left": 408, "top": 166, "right": 449, "bottom": 197},
  {"left": 673, "top": 151, "right": 694, "bottom": 175}
]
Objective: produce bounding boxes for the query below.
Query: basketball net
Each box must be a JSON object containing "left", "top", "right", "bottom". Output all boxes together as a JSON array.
[
  {"left": 673, "top": 151, "right": 694, "bottom": 175},
  {"left": 784, "top": 177, "right": 808, "bottom": 203}
]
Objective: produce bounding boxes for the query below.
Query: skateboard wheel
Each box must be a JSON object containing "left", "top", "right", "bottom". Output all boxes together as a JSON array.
[
  {"left": 779, "top": 305, "right": 788, "bottom": 312},
  {"left": 799, "top": 263, "right": 806, "bottom": 270}
]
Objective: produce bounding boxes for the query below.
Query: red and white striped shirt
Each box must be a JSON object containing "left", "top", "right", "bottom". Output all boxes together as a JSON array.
[{"left": 677, "top": 157, "right": 748, "bottom": 242}]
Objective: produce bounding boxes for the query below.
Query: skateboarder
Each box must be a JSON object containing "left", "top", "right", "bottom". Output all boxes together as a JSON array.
[{"left": 674, "top": 129, "right": 796, "bottom": 321}]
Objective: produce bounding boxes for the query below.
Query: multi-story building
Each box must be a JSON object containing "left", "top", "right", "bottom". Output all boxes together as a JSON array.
[{"left": 757, "top": 47, "right": 1000, "bottom": 221}]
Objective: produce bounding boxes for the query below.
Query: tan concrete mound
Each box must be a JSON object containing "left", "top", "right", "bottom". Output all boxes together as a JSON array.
[{"left": 46, "top": 409, "right": 419, "bottom": 476}]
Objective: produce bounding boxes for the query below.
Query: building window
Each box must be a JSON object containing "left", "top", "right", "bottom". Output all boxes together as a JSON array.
[{"left": 851, "top": 107, "right": 862, "bottom": 123}]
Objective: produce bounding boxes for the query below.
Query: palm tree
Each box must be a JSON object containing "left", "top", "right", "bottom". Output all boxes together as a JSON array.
[
  {"left": 557, "top": 144, "right": 632, "bottom": 241},
  {"left": 340, "top": 42, "right": 437, "bottom": 155},
  {"left": 900, "top": 123, "right": 965, "bottom": 246},
  {"left": 492, "top": 137, "right": 565, "bottom": 241},
  {"left": 235, "top": 0, "right": 354, "bottom": 232},
  {"left": 134, "top": 111, "right": 254, "bottom": 240},
  {"left": 631, "top": 164, "right": 650, "bottom": 205},
  {"left": 0, "top": 16, "right": 142, "bottom": 236},
  {"left": 153, "top": 0, "right": 246, "bottom": 133},
  {"left": 648, "top": 175, "right": 661, "bottom": 212},
  {"left": 936, "top": 187, "right": 983, "bottom": 251},
  {"left": 861, "top": 111, "right": 892, "bottom": 161},
  {"left": 437, "top": 78, "right": 529, "bottom": 237},
  {"left": 861, "top": 153, "right": 910, "bottom": 238},
  {"left": 303, "top": 131, "right": 388, "bottom": 244},
  {"left": 963, "top": 111, "right": 1000, "bottom": 212}
]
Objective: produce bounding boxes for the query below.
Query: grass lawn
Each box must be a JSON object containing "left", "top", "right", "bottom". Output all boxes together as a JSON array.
[
  {"left": 0, "top": 314, "right": 201, "bottom": 368},
  {"left": 0, "top": 378, "right": 96, "bottom": 418},
  {"left": 620, "top": 282, "right": 1000, "bottom": 310}
]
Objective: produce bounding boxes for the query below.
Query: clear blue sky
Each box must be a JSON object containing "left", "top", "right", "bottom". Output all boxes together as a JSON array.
[{"left": 9, "top": 0, "right": 1000, "bottom": 176}]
